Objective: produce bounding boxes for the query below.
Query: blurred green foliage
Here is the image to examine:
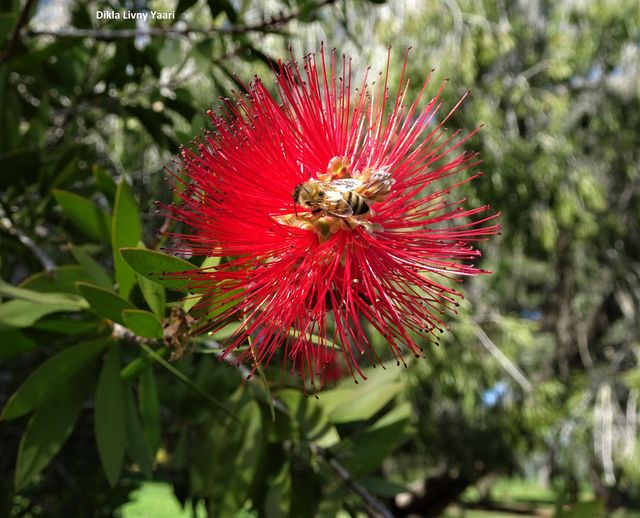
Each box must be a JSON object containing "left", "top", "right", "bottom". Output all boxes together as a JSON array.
[{"left": 1, "top": 0, "right": 639, "bottom": 516}]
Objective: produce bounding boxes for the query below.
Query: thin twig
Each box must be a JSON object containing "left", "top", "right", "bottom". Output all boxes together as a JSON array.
[
  {"left": 0, "top": 203, "right": 56, "bottom": 273},
  {"left": 26, "top": 0, "right": 337, "bottom": 40},
  {"left": 0, "top": 0, "right": 37, "bottom": 63},
  {"left": 310, "top": 442, "right": 396, "bottom": 518},
  {"left": 474, "top": 325, "right": 532, "bottom": 393}
]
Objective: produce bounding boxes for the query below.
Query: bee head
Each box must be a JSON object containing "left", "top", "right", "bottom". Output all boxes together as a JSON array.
[
  {"left": 292, "top": 183, "right": 304, "bottom": 204},
  {"left": 293, "top": 183, "right": 304, "bottom": 217}
]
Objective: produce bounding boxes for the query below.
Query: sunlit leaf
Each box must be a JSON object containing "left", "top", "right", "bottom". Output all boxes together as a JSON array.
[
  {"left": 0, "top": 279, "right": 87, "bottom": 307},
  {"left": 0, "top": 299, "right": 81, "bottom": 328},
  {"left": 112, "top": 180, "right": 141, "bottom": 299}
]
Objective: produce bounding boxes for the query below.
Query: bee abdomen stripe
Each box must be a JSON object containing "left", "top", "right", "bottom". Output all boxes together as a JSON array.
[{"left": 344, "top": 191, "right": 369, "bottom": 215}]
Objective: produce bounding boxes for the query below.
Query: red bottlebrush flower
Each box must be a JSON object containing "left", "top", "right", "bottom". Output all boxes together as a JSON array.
[{"left": 165, "top": 48, "right": 500, "bottom": 389}]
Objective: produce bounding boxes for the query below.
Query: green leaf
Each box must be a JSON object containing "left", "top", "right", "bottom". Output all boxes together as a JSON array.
[
  {"left": 137, "top": 273, "right": 165, "bottom": 319},
  {"left": 120, "top": 347, "right": 168, "bottom": 381},
  {"left": 0, "top": 279, "right": 88, "bottom": 309},
  {"left": 76, "top": 282, "right": 134, "bottom": 324},
  {"left": 126, "top": 106, "right": 176, "bottom": 150},
  {"left": 19, "top": 265, "right": 94, "bottom": 294},
  {"left": 14, "top": 375, "right": 86, "bottom": 490},
  {"left": 176, "top": 0, "right": 198, "bottom": 17},
  {"left": 122, "top": 309, "right": 163, "bottom": 339},
  {"left": 95, "top": 343, "right": 126, "bottom": 487},
  {"left": 32, "top": 317, "right": 97, "bottom": 335},
  {"left": 359, "top": 478, "right": 409, "bottom": 498},
  {"left": 333, "top": 402, "right": 413, "bottom": 477},
  {"left": 139, "top": 343, "right": 234, "bottom": 418},
  {"left": 0, "top": 329, "right": 38, "bottom": 358},
  {"left": 0, "top": 299, "right": 81, "bottom": 328},
  {"left": 264, "top": 462, "right": 292, "bottom": 518},
  {"left": 207, "top": 321, "right": 242, "bottom": 341},
  {"left": 93, "top": 165, "right": 117, "bottom": 202},
  {"left": 112, "top": 180, "right": 141, "bottom": 299},
  {"left": 139, "top": 367, "right": 161, "bottom": 457},
  {"left": 53, "top": 189, "right": 112, "bottom": 243},
  {"left": 120, "top": 248, "right": 194, "bottom": 290},
  {"left": 555, "top": 499, "right": 606, "bottom": 517},
  {"left": 70, "top": 245, "right": 113, "bottom": 289},
  {"left": 194, "top": 395, "right": 263, "bottom": 515},
  {"left": 190, "top": 283, "right": 243, "bottom": 321},
  {"left": 158, "top": 40, "right": 184, "bottom": 68},
  {"left": 1, "top": 339, "right": 109, "bottom": 420},
  {"left": 207, "top": 0, "right": 237, "bottom": 22},
  {"left": 318, "top": 364, "right": 403, "bottom": 424},
  {"left": 274, "top": 389, "right": 340, "bottom": 448},
  {"left": 124, "top": 386, "right": 153, "bottom": 479}
]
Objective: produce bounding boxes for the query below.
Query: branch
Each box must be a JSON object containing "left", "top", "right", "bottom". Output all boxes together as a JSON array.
[
  {"left": 26, "top": 0, "right": 337, "bottom": 41},
  {"left": 310, "top": 442, "right": 396, "bottom": 518},
  {"left": 0, "top": 0, "right": 37, "bottom": 63}
]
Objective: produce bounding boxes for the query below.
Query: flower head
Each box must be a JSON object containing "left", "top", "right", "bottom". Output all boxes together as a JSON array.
[{"left": 165, "top": 48, "right": 499, "bottom": 389}]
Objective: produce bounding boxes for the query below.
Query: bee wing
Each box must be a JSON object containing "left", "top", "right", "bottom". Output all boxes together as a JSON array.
[
  {"left": 357, "top": 170, "right": 395, "bottom": 200},
  {"left": 329, "top": 178, "right": 362, "bottom": 192},
  {"left": 322, "top": 185, "right": 353, "bottom": 217}
]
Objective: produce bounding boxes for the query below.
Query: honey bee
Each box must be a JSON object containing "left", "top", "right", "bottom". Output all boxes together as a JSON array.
[{"left": 293, "top": 168, "right": 394, "bottom": 218}]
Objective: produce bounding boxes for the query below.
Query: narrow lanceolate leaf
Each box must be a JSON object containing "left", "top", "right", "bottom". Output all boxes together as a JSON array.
[
  {"left": 0, "top": 279, "right": 88, "bottom": 308},
  {"left": 18, "top": 265, "right": 95, "bottom": 294},
  {"left": 95, "top": 344, "right": 126, "bottom": 487},
  {"left": 112, "top": 180, "right": 141, "bottom": 299},
  {"left": 120, "top": 248, "right": 194, "bottom": 291},
  {"left": 124, "top": 386, "right": 153, "bottom": 479},
  {"left": 0, "top": 299, "right": 80, "bottom": 328},
  {"left": 52, "top": 189, "right": 112, "bottom": 243},
  {"left": 76, "top": 282, "right": 134, "bottom": 325},
  {"left": 1, "top": 339, "right": 110, "bottom": 420},
  {"left": 14, "top": 375, "right": 86, "bottom": 490},
  {"left": 70, "top": 245, "right": 113, "bottom": 289},
  {"left": 139, "top": 367, "right": 161, "bottom": 457},
  {"left": 122, "top": 309, "right": 163, "bottom": 339}
]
